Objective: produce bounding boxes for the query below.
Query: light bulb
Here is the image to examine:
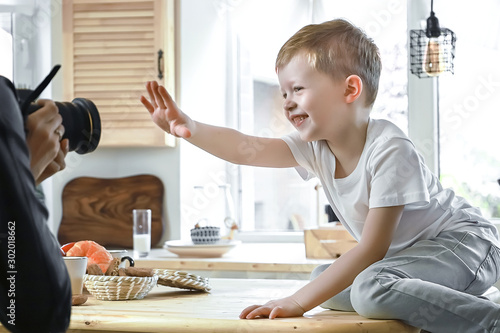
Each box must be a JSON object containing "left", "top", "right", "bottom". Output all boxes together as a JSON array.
[{"left": 423, "top": 37, "right": 445, "bottom": 77}]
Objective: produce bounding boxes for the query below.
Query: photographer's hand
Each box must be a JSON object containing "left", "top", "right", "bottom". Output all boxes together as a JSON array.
[
  {"left": 26, "top": 99, "right": 67, "bottom": 184},
  {"left": 35, "top": 138, "right": 69, "bottom": 184}
]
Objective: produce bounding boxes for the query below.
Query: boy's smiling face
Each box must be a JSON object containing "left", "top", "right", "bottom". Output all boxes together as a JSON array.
[{"left": 277, "top": 52, "right": 348, "bottom": 143}]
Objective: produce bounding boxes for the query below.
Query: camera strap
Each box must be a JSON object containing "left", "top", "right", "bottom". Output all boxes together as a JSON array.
[{"left": 20, "top": 64, "right": 61, "bottom": 114}]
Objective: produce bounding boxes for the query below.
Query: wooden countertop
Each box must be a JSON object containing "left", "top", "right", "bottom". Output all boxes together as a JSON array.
[
  {"left": 66, "top": 278, "right": 418, "bottom": 333},
  {"left": 134, "top": 243, "right": 332, "bottom": 274}
]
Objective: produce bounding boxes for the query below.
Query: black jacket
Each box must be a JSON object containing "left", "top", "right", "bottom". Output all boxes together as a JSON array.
[{"left": 0, "top": 76, "right": 71, "bottom": 332}]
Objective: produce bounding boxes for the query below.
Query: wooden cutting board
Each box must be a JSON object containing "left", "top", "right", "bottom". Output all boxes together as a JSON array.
[{"left": 57, "top": 174, "right": 164, "bottom": 248}]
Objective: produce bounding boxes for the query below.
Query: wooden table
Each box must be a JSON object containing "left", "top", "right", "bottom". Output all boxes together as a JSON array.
[{"left": 65, "top": 278, "right": 418, "bottom": 333}]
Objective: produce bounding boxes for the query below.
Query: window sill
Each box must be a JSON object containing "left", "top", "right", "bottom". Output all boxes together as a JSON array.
[
  {"left": 235, "top": 231, "right": 304, "bottom": 243},
  {"left": 235, "top": 220, "right": 500, "bottom": 243}
]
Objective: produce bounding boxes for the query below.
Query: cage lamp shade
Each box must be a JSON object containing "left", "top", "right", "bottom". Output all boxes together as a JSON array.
[{"left": 410, "top": 10, "right": 456, "bottom": 78}]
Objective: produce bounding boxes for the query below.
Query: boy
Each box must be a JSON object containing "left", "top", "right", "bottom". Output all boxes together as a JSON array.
[{"left": 141, "top": 19, "right": 500, "bottom": 332}]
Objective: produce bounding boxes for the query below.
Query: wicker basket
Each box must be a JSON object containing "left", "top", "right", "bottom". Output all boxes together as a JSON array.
[
  {"left": 84, "top": 274, "right": 158, "bottom": 301},
  {"left": 153, "top": 269, "right": 211, "bottom": 292}
]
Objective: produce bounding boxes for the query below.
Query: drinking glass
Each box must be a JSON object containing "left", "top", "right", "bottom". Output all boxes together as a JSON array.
[{"left": 133, "top": 209, "right": 151, "bottom": 257}]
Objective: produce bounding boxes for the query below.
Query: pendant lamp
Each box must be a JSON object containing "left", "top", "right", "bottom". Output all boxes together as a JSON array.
[{"left": 410, "top": 0, "right": 456, "bottom": 78}]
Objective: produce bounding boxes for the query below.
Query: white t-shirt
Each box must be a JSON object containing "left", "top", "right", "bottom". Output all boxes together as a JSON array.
[{"left": 282, "top": 118, "right": 499, "bottom": 257}]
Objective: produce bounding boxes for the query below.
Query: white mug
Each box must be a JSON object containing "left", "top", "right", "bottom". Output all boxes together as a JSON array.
[
  {"left": 63, "top": 256, "right": 87, "bottom": 295},
  {"left": 108, "top": 250, "right": 135, "bottom": 268}
]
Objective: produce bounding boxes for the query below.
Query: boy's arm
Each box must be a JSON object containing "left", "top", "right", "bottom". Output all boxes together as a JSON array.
[
  {"left": 140, "top": 81, "right": 298, "bottom": 168},
  {"left": 188, "top": 122, "right": 298, "bottom": 167},
  {"left": 240, "top": 205, "right": 404, "bottom": 319}
]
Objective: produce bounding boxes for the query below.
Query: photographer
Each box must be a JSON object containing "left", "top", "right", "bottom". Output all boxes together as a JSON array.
[{"left": 0, "top": 76, "right": 71, "bottom": 332}]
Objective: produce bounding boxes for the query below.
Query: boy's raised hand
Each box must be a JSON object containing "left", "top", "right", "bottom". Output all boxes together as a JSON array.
[
  {"left": 239, "top": 296, "right": 305, "bottom": 319},
  {"left": 140, "top": 81, "right": 192, "bottom": 138}
]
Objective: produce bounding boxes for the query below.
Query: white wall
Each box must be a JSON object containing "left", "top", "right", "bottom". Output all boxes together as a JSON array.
[{"left": 177, "top": 0, "right": 231, "bottom": 240}]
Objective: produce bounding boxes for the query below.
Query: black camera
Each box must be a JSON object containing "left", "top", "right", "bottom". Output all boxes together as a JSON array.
[{"left": 17, "top": 65, "right": 101, "bottom": 154}]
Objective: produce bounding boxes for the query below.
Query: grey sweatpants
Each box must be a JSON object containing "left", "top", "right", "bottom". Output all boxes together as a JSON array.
[{"left": 311, "top": 230, "right": 500, "bottom": 332}]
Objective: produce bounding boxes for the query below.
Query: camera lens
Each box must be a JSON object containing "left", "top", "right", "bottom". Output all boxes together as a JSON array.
[
  {"left": 55, "top": 98, "right": 101, "bottom": 154},
  {"left": 26, "top": 98, "right": 101, "bottom": 154},
  {"left": 16, "top": 65, "right": 101, "bottom": 154}
]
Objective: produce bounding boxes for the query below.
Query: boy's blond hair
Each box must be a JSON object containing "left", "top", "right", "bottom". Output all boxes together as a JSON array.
[{"left": 276, "top": 19, "right": 381, "bottom": 107}]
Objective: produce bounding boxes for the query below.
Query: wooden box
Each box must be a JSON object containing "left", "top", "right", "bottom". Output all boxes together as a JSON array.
[{"left": 304, "top": 225, "right": 357, "bottom": 259}]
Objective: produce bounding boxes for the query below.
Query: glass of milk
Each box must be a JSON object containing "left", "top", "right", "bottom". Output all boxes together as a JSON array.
[{"left": 133, "top": 209, "right": 151, "bottom": 257}]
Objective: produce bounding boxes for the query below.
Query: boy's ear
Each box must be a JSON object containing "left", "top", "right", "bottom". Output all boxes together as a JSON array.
[{"left": 343, "top": 75, "right": 363, "bottom": 104}]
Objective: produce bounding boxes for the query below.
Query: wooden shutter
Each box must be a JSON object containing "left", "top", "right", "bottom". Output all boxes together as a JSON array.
[{"left": 62, "top": 0, "right": 175, "bottom": 147}]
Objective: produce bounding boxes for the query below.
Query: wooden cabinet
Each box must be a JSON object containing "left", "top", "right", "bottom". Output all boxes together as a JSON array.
[{"left": 62, "top": 0, "right": 176, "bottom": 147}]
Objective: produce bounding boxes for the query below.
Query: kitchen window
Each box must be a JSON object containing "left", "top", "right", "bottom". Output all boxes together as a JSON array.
[
  {"left": 0, "top": 13, "right": 13, "bottom": 80},
  {"left": 437, "top": 0, "right": 500, "bottom": 220},
  {"left": 0, "top": 3, "right": 54, "bottom": 94},
  {"left": 221, "top": 0, "right": 408, "bottom": 237}
]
